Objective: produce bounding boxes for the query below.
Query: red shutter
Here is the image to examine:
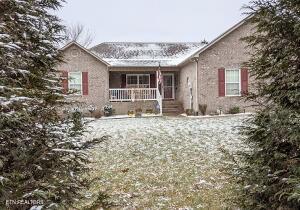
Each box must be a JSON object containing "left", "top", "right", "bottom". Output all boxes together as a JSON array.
[
  {"left": 241, "top": 68, "right": 249, "bottom": 96},
  {"left": 150, "top": 74, "right": 156, "bottom": 88},
  {"left": 121, "top": 74, "right": 126, "bottom": 88},
  {"left": 62, "top": 71, "right": 68, "bottom": 93},
  {"left": 82, "top": 72, "right": 88, "bottom": 95},
  {"left": 218, "top": 68, "right": 225, "bottom": 97}
]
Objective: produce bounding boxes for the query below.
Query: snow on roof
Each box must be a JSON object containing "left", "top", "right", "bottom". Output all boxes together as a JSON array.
[{"left": 90, "top": 42, "right": 205, "bottom": 67}]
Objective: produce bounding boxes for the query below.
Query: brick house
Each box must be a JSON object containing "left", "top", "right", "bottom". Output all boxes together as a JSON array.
[{"left": 57, "top": 16, "right": 255, "bottom": 115}]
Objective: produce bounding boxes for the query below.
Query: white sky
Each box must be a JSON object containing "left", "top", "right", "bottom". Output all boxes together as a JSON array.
[{"left": 56, "top": 0, "right": 251, "bottom": 45}]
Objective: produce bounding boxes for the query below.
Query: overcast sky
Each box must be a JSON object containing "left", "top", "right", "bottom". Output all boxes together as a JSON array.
[{"left": 56, "top": 0, "right": 251, "bottom": 45}]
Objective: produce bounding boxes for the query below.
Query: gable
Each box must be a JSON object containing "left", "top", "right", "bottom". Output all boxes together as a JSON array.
[
  {"left": 178, "top": 15, "right": 254, "bottom": 67},
  {"left": 58, "top": 44, "right": 109, "bottom": 74},
  {"left": 60, "top": 42, "right": 110, "bottom": 66}
]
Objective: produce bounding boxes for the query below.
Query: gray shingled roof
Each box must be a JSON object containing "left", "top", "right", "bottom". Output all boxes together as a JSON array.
[{"left": 90, "top": 42, "right": 205, "bottom": 67}]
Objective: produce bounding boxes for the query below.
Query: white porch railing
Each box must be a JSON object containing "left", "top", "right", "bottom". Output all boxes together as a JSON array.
[
  {"left": 109, "top": 88, "right": 158, "bottom": 102},
  {"left": 109, "top": 88, "right": 163, "bottom": 116}
]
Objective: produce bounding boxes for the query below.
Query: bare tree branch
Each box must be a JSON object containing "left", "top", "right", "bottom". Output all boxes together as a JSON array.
[{"left": 65, "top": 23, "right": 94, "bottom": 47}]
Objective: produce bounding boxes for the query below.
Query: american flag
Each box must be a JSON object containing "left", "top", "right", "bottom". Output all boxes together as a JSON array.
[{"left": 157, "top": 63, "right": 163, "bottom": 85}]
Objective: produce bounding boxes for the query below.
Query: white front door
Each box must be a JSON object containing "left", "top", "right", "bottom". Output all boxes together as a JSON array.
[{"left": 163, "top": 74, "right": 175, "bottom": 99}]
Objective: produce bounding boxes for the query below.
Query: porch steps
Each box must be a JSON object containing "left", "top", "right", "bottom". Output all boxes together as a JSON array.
[{"left": 162, "top": 101, "right": 184, "bottom": 116}]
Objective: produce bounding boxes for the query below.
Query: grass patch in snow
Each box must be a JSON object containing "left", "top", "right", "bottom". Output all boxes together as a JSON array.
[{"left": 78, "top": 116, "right": 248, "bottom": 209}]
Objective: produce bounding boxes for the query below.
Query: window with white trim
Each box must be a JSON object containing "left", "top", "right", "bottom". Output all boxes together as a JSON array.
[
  {"left": 126, "top": 74, "right": 150, "bottom": 88},
  {"left": 225, "top": 69, "right": 240, "bottom": 96},
  {"left": 69, "top": 72, "right": 82, "bottom": 94}
]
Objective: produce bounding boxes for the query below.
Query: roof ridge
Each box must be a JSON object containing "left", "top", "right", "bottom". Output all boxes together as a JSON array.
[
  {"left": 103, "top": 58, "right": 180, "bottom": 61},
  {"left": 99, "top": 41, "right": 203, "bottom": 44},
  {"left": 90, "top": 42, "right": 204, "bottom": 49}
]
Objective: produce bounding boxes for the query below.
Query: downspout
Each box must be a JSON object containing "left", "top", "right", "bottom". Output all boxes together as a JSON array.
[
  {"left": 191, "top": 57, "right": 199, "bottom": 114},
  {"left": 187, "top": 77, "right": 193, "bottom": 110}
]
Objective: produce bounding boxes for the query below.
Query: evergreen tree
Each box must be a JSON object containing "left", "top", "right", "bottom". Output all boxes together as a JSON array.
[
  {"left": 0, "top": 0, "right": 99, "bottom": 209},
  {"left": 239, "top": 0, "right": 300, "bottom": 209}
]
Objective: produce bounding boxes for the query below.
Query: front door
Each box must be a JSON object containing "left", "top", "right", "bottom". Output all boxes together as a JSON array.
[{"left": 163, "top": 74, "right": 174, "bottom": 99}]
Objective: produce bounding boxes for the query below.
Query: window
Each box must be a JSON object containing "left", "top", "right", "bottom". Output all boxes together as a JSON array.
[
  {"left": 126, "top": 74, "right": 150, "bottom": 88},
  {"left": 225, "top": 69, "right": 240, "bottom": 96},
  {"left": 126, "top": 75, "right": 138, "bottom": 87},
  {"left": 69, "top": 72, "right": 82, "bottom": 94},
  {"left": 138, "top": 75, "right": 150, "bottom": 88}
]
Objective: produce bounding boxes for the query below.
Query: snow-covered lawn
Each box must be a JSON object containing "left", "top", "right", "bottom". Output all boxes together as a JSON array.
[{"left": 83, "top": 115, "right": 249, "bottom": 209}]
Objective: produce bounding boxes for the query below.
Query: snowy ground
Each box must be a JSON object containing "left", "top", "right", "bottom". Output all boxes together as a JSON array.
[{"left": 82, "top": 115, "right": 249, "bottom": 209}]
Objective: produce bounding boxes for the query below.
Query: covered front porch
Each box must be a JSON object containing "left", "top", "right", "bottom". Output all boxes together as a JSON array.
[
  {"left": 108, "top": 70, "right": 179, "bottom": 115},
  {"left": 109, "top": 71, "right": 178, "bottom": 101}
]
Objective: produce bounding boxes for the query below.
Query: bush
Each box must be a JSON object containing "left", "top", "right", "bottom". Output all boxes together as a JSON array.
[
  {"left": 237, "top": 0, "right": 300, "bottom": 208},
  {"left": 146, "top": 109, "right": 153, "bottom": 114},
  {"left": 70, "top": 109, "right": 84, "bottom": 136},
  {"left": 0, "top": 1, "right": 105, "bottom": 208},
  {"left": 228, "top": 106, "right": 240, "bottom": 114},
  {"left": 185, "top": 109, "right": 194, "bottom": 116},
  {"left": 88, "top": 105, "right": 96, "bottom": 117},
  {"left": 103, "top": 105, "right": 113, "bottom": 117},
  {"left": 127, "top": 110, "right": 134, "bottom": 116},
  {"left": 239, "top": 108, "right": 300, "bottom": 209},
  {"left": 199, "top": 104, "right": 207, "bottom": 115}
]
